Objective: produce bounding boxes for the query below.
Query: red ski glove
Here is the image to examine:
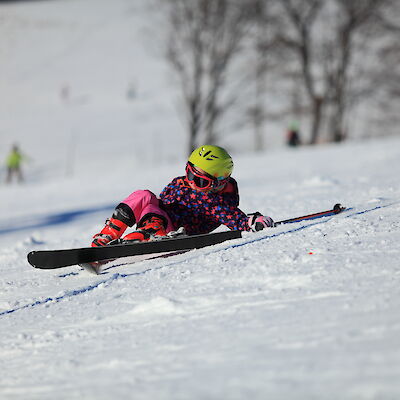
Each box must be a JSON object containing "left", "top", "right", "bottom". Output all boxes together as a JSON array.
[{"left": 248, "top": 212, "right": 275, "bottom": 231}]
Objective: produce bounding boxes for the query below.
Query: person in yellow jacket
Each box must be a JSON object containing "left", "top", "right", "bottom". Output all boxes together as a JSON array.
[{"left": 5, "top": 144, "right": 25, "bottom": 183}]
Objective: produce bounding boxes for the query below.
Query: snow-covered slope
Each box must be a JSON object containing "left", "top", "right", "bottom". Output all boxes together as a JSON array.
[
  {"left": 0, "top": 0, "right": 184, "bottom": 169},
  {"left": 1, "top": 135, "right": 400, "bottom": 400},
  {"left": 1, "top": 1, "right": 400, "bottom": 399}
]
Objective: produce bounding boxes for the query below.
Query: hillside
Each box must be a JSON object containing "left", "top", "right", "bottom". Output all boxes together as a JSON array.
[{"left": 1, "top": 135, "right": 400, "bottom": 399}]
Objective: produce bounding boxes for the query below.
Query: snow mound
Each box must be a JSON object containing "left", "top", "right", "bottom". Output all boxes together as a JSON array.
[{"left": 129, "top": 297, "right": 184, "bottom": 315}]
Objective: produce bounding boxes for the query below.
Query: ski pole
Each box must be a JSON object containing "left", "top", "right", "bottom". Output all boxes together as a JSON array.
[{"left": 274, "top": 203, "right": 345, "bottom": 226}]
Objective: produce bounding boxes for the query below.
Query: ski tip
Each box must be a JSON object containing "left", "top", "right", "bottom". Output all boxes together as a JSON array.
[{"left": 27, "top": 251, "right": 38, "bottom": 268}]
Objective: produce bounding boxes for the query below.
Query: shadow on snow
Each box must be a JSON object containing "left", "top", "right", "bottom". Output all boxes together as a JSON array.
[{"left": 0, "top": 204, "right": 114, "bottom": 235}]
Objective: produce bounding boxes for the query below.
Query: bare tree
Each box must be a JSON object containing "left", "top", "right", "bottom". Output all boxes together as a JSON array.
[
  {"left": 158, "top": 0, "right": 399, "bottom": 150},
  {"left": 269, "top": 0, "right": 398, "bottom": 143},
  {"left": 162, "top": 0, "right": 250, "bottom": 154},
  {"left": 323, "top": 0, "right": 393, "bottom": 142},
  {"left": 246, "top": 0, "right": 270, "bottom": 151},
  {"left": 352, "top": 0, "right": 400, "bottom": 137},
  {"left": 272, "top": 0, "right": 325, "bottom": 144}
]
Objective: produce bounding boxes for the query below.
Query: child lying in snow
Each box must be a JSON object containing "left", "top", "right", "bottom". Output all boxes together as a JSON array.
[{"left": 92, "top": 145, "right": 274, "bottom": 246}]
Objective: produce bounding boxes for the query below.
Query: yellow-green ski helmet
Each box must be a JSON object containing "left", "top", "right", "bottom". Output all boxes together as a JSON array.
[{"left": 187, "top": 145, "right": 233, "bottom": 178}]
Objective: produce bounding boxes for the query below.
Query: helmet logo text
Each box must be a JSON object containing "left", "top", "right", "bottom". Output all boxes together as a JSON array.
[{"left": 199, "top": 148, "right": 219, "bottom": 161}]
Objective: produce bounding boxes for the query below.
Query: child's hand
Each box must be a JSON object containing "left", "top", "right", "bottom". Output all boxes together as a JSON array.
[{"left": 248, "top": 212, "right": 275, "bottom": 231}]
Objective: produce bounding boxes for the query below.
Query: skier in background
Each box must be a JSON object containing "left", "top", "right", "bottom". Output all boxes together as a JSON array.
[
  {"left": 286, "top": 121, "right": 301, "bottom": 147},
  {"left": 5, "top": 144, "right": 25, "bottom": 183},
  {"left": 91, "top": 145, "right": 275, "bottom": 247}
]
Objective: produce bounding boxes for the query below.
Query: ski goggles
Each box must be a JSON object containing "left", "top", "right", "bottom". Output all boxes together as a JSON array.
[{"left": 185, "top": 162, "right": 229, "bottom": 191}]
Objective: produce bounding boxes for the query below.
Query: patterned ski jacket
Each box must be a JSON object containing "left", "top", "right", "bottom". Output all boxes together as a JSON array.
[{"left": 159, "top": 176, "right": 251, "bottom": 235}]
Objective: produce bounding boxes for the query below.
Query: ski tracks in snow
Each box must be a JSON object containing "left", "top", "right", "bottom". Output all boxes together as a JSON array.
[
  {"left": 1, "top": 201, "right": 394, "bottom": 319},
  {"left": 1, "top": 199, "right": 400, "bottom": 400}
]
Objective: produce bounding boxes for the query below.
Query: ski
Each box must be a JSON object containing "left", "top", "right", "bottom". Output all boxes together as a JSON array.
[
  {"left": 27, "top": 230, "right": 242, "bottom": 270},
  {"left": 27, "top": 203, "right": 346, "bottom": 272}
]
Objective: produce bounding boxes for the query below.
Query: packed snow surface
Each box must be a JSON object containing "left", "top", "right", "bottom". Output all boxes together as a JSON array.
[
  {"left": 1, "top": 136, "right": 400, "bottom": 400},
  {"left": 1, "top": 1, "right": 400, "bottom": 399}
]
